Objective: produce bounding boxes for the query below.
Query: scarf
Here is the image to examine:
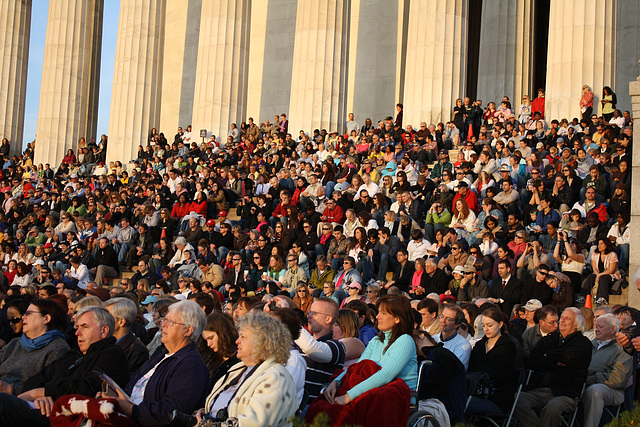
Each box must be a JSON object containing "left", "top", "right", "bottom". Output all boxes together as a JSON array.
[{"left": 20, "top": 329, "right": 65, "bottom": 352}]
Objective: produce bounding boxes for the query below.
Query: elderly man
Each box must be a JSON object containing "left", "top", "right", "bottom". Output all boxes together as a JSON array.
[
  {"left": 103, "top": 298, "right": 150, "bottom": 376},
  {"left": 294, "top": 298, "right": 345, "bottom": 402},
  {"left": 0, "top": 306, "right": 129, "bottom": 425},
  {"left": 582, "top": 314, "right": 632, "bottom": 427},
  {"left": 515, "top": 307, "right": 592, "bottom": 427}
]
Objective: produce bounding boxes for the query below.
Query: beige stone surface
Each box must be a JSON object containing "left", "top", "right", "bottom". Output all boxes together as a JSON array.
[
  {"left": 158, "top": 0, "right": 201, "bottom": 134},
  {"left": 403, "top": 0, "right": 468, "bottom": 127},
  {"left": 0, "top": 0, "right": 31, "bottom": 157},
  {"left": 191, "top": 0, "right": 250, "bottom": 142},
  {"left": 246, "top": 0, "right": 297, "bottom": 123},
  {"left": 627, "top": 77, "right": 640, "bottom": 309},
  {"left": 34, "top": 0, "right": 103, "bottom": 166},
  {"left": 545, "top": 0, "right": 616, "bottom": 121},
  {"left": 476, "top": 0, "right": 532, "bottom": 108},
  {"left": 107, "top": 0, "right": 166, "bottom": 164},
  {"left": 288, "top": 0, "right": 349, "bottom": 135}
]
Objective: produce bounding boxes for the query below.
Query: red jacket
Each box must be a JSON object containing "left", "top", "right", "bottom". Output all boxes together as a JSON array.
[
  {"left": 323, "top": 205, "right": 344, "bottom": 223},
  {"left": 272, "top": 201, "right": 291, "bottom": 218},
  {"left": 452, "top": 190, "right": 479, "bottom": 214},
  {"left": 190, "top": 201, "right": 207, "bottom": 216},
  {"left": 171, "top": 202, "right": 191, "bottom": 219}
]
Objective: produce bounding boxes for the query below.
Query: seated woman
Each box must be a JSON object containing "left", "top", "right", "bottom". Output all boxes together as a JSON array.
[
  {"left": 197, "top": 312, "right": 297, "bottom": 427},
  {"left": 319, "top": 296, "right": 417, "bottom": 418},
  {"left": 333, "top": 309, "right": 365, "bottom": 368},
  {"left": 106, "top": 300, "right": 210, "bottom": 426},
  {"left": 0, "top": 299, "right": 69, "bottom": 395},
  {"left": 465, "top": 308, "right": 518, "bottom": 417},
  {"left": 269, "top": 308, "right": 307, "bottom": 405},
  {"left": 198, "top": 312, "right": 241, "bottom": 387}
]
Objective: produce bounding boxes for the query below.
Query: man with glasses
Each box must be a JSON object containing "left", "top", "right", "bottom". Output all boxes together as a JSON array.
[
  {"left": 294, "top": 298, "right": 345, "bottom": 402},
  {"left": 327, "top": 226, "right": 350, "bottom": 272},
  {"left": 521, "top": 305, "right": 559, "bottom": 357},
  {"left": 434, "top": 304, "right": 472, "bottom": 369},
  {"left": 457, "top": 265, "right": 489, "bottom": 302},
  {"left": 223, "top": 251, "right": 250, "bottom": 292},
  {"left": 517, "top": 242, "right": 552, "bottom": 288},
  {"left": 333, "top": 256, "right": 362, "bottom": 294},
  {"left": 282, "top": 255, "right": 307, "bottom": 294}
]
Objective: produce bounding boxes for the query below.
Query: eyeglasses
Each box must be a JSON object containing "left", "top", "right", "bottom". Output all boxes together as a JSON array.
[
  {"left": 288, "top": 259, "right": 296, "bottom": 262},
  {"left": 538, "top": 271, "right": 548, "bottom": 276},
  {"left": 8, "top": 317, "right": 21, "bottom": 324},
  {"left": 438, "top": 315, "right": 456, "bottom": 322},
  {"left": 23, "top": 310, "right": 42, "bottom": 317},
  {"left": 162, "top": 317, "right": 186, "bottom": 327},
  {"left": 303, "top": 225, "right": 311, "bottom": 228},
  {"left": 233, "top": 258, "right": 242, "bottom": 261},
  {"left": 253, "top": 255, "right": 261, "bottom": 259},
  {"left": 258, "top": 238, "right": 266, "bottom": 241},
  {"left": 322, "top": 228, "right": 330, "bottom": 231},
  {"left": 366, "top": 290, "right": 377, "bottom": 294},
  {"left": 298, "top": 290, "right": 307, "bottom": 293},
  {"left": 451, "top": 247, "right": 460, "bottom": 251},
  {"left": 308, "top": 311, "right": 331, "bottom": 318},
  {"left": 540, "top": 318, "right": 558, "bottom": 326}
]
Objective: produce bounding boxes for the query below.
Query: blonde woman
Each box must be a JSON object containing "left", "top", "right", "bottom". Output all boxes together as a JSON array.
[{"left": 333, "top": 309, "right": 366, "bottom": 368}]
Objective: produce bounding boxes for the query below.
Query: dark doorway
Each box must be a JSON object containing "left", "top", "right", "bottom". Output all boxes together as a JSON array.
[
  {"left": 532, "top": 0, "right": 550, "bottom": 92},
  {"left": 466, "top": 0, "right": 483, "bottom": 100}
]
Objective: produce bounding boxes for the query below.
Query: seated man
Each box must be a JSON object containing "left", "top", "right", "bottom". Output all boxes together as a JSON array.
[
  {"left": 433, "top": 304, "right": 471, "bottom": 370},
  {"left": 130, "top": 259, "right": 161, "bottom": 288},
  {"left": 515, "top": 307, "right": 592, "bottom": 427},
  {"left": 0, "top": 306, "right": 129, "bottom": 426},
  {"left": 103, "top": 297, "right": 150, "bottom": 376},
  {"left": 582, "top": 313, "right": 632, "bottom": 427},
  {"left": 521, "top": 305, "right": 558, "bottom": 357},
  {"left": 294, "top": 298, "right": 346, "bottom": 402}
]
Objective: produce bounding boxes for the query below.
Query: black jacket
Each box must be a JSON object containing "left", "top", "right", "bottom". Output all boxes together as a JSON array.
[
  {"left": 94, "top": 245, "right": 120, "bottom": 274},
  {"left": 22, "top": 337, "right": 129, "bottom": 400},
  {"left": 392, "top": 261, "right": 415, "bottom": 293},
  {"left": 422, "top": 268, "right": 449, "bottom": 295},
  {"left": 117, "top": 331, "right": 149, "bottom": 376},
  {"left": 490, "top": 276, "right": 522, "bottom": 318},
  {"left": 527, "top": 330, "right": 592, "bottom": 398}
]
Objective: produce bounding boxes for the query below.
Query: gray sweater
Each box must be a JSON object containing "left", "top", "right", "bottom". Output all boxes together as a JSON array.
[{"left": 0, "top": 336, "right": 70, "bottom": 394}]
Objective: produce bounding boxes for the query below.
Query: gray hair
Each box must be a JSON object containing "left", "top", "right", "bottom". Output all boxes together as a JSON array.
[
  {"left": 174, "top": 237, "right": 187, "bottom": 247},
  {"left": 76, "top": 306, "right": 115, "bottom": 337},
  {"left": 168, "top": 300, "right": 206, "bottom": 342},
  {"left": 594, "top": 305, "right": 614, "bottom": 316},
  {"left": 236, "top": 312, "right": 291, "bottom": 364},
  {"left": 597, "top": 313, "right": 620, "bottom": 333},
  {"left": 564, "top": 307, "right": 585, "bottom": 332},
  {"left": 103, "top": 298, "right": 137, "bottom": 329}
]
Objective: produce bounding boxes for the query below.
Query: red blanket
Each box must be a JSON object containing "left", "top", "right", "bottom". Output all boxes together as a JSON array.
[
  {"left": 306, "top": 359, "right": 411, "bottom": 427},
  {"left": 50, "top": 394, "right": 137, "bottom": 427}
]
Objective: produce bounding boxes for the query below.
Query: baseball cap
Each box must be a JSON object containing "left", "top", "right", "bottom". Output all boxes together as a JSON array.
[
  {"left": 206, "top": 219, "right": 216, "bottom": 226},
  {"left": 523, "top": 299, "right": 543, "bottom": 312},
  {"left": 452, "top": 265, "right": 465, "bottom": 275}
]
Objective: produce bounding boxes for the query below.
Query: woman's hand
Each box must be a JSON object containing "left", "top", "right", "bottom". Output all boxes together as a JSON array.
[
  {"left": 324, "top": 381, "right": 338, "bottom": 404},
  {"left": 334, "top": 394, "right": 352, "bottom": 405}
]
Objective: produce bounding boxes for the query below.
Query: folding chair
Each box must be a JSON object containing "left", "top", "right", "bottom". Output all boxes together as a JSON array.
[
  {"left": 560, "top": 382, "right": 587, "bottom": 427},
  {"left": 465, "top": 367, "right": 526, "bottom": 427},
  {"left": 408, "top": 360, "right": 441, "bottom": 427}
]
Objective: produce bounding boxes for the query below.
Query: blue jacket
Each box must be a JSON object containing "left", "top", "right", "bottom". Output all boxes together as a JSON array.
[{"left": 127, "top": 342, "right": 209, "bottom": 426}]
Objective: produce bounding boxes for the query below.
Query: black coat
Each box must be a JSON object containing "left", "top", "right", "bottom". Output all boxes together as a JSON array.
[
  {"left": 117, "top": 331, "right": 150, "bottom": 376},
  {"left": 468, "top": 334, "right": 519, "bottom": 412},
  {"left": 392, "top": 261, "right": 415, "bottom": 293},
  {"left": 94, "top": 245, "right": 120, "bottom": 274},
  {"left": 520, "top": 278, "right": 553, "bottom": 306},
  {"left": 490, "top": 276, "right": 522, "bottom": 318},
  {"left": 22, "top": 337, "right": 130, "bottom": 400},
  {"left": 527, "top": 330, "right": 592, "bottom": 398},
  {"left": 422, "top": 268, "right": 450, "bottom": 295}
]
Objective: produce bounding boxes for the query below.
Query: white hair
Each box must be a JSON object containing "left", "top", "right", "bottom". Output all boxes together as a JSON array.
[
  {"left": 168, "top": 300, "right": 206, "bottom": 342},
  {"left": 564, "top": 307, "right": 585, "bottom": 332},
  {"left": 597, "top": 313, "right": 620, "bottom": 333}
]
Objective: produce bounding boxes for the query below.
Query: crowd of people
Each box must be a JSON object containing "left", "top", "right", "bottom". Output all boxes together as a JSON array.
[{"left": 0, "top": 86, "right": 637, "bottom": 426}]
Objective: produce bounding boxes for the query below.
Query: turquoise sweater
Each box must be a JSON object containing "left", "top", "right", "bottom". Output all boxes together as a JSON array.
[{"left": 336, "top": 331, "right": 417, "bottom": 400}]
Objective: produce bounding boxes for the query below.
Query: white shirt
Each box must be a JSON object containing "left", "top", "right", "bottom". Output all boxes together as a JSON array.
[
  {"left": 354, "top": 182, "right": 379, "bottom": 200},
  {"left": 67, "top": 263, "right": 90, "bottom": 289},
  {"left": 407, "top": 239, "right": 431, "bottom": 261}
]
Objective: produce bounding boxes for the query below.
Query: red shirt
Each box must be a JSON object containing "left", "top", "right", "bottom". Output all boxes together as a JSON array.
[{"left": 323, "top": 205, "right": 344, "bottom": 223}]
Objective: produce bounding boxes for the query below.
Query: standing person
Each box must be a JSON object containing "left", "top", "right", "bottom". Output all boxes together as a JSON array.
[
  {"left": 580, "top": 85, "right": 594, "bottom": 121},
  {"left": 518, "top": 95, "right": 532, "bottom": 124},
  {"left": 601, "top": 86, "right": 617, "bottom": 122},
  {"left": 531, "top": 88, "right": 546, "bottom": 119}
]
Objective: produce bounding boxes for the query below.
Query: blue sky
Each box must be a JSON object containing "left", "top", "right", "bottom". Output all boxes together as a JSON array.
[{"left": 23, "top": 1, "right": 120, "bottom": 149}]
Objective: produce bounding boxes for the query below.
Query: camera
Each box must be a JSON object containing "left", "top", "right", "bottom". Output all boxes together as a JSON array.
[{"left": 169, "top": 409, "right": 227, "bottom": 426}]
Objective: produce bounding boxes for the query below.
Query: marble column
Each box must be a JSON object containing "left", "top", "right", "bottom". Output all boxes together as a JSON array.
[
  {"left": 628, "top": 77, "right": 640, "bottom": 308},
  {"left": 476, "top": 0, "right": 532, "bottom": 108},
  {"left": 107, "top": 0, "right": 166, "bottom": 164},
  {"left": 191, "top": 0, "right": 250, "bottom": 142},
  {"left": 403, "top": 0, "right": 468, "bottom": 127},
  {"left": 288, "top": 0, "right": 350, "bottom": 135},
  {"left": 545, "top": 0, "right": 616, "bottom": 121},
  {"left": 35, "top": 0, "right": 103, "bottom": 167},
  {"left": 0, "top": 0, "right": 31, "bottom": 157}
]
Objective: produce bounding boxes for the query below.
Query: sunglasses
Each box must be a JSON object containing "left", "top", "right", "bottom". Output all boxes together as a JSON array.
[{"left": 8, "top": 317, "right": 21, "bottom": 324}]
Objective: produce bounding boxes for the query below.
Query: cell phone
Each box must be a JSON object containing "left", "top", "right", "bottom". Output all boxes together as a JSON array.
[{"left": 102, "top": 380, "right": 119, "bottom": 398}]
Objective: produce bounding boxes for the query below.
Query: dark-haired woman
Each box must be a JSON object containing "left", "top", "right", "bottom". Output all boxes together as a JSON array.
[
  {"left": 0, "top": 299, "right": 70, "bottom": 394},
  {"left": 601, "top": 86, "right": 617, "bottom": 122},
  {"left": 465, "top": 308, "right": 518, "bottom": 418},
  {"left": 199, "top": 312, "right": 241, "bottom": 387},
  {"left": 323, "top": 295, "right": 417, "bottom": 405},
  {"left": 581, "top": 238, "right": 620, "bottom": 305}
]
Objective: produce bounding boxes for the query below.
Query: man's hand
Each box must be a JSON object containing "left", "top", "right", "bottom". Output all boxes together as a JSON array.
[
  {"left": 34, "top": 396, "right": 55, "bottom": 417},
  {"left": 0, "top": 379, "right": 12, "bottom": 394},
  {"left": 616, "top": 331, "right": 630, "bottom": 348}
]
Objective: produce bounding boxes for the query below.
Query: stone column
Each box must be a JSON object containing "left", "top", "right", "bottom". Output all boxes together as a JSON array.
[
  {"left": 628, "top": 76, "right": 640, "bottom": 309},
  {"left": 288, "top": 0, "right": 350, "bottom": 135},
  {"left": 0, "top": 0, "right": 31, "bottom": 157},
  {"left": 476, "top": 0, "right": 533, "bottom": 107},
  {"left": 35, "top": 0, "right": 103, "bottom": 167},
  {"left": 545, "top": 0, "right": 616, "bottom": 121},
  {"left": 191, "top": 0, "right": 250, "bottom": 142},
  {"left": 107, "top": 0, "right": 166, "bottom": 164},
  {"left": 403, "top": 0, "right": 468, "bottom": 127}
]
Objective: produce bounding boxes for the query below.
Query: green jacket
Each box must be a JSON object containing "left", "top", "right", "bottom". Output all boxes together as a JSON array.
[
  {"left": 426, "top": 209, "right": 452, "bottom": 226},
  {"left": 309, "top": 268, "right": 336, "bottom": 290}
]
